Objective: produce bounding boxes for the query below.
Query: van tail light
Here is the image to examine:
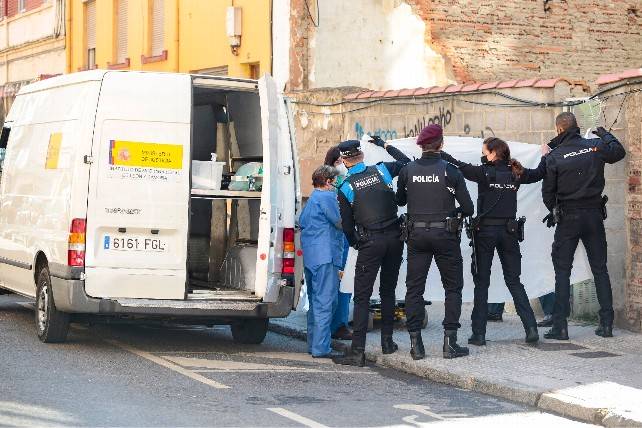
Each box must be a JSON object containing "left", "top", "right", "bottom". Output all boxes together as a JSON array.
[
  {"left": 282, "top": 228, "right": 295, "bottom": 275},
  {"left": 68, "top": 218, "right": 86, "bottom": 267}
]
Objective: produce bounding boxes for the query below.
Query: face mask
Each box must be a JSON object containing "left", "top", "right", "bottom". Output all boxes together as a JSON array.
[
  {"left": 336, "top": 164, "right": 348, "bottom": 177},
  {"left": 481, "top": 155, "right": 489, "bottom": 164}
]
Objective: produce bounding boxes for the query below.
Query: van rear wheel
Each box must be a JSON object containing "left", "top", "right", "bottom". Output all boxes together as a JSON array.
[
  {"left": 230, "top": 318, "right": 268, "bottom": 344},
  {"left": 35, "top": 265, "right": 70, "bottom": 343}
]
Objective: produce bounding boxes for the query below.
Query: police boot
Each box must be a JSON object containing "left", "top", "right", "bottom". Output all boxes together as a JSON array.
[
  {"left": 443, "top": 330, "right": 469, "bottom": 359},
  {"left": 525, "top": 327, "right": 539, "bottom": 343},
  {"left": 544, "top": 326, "right": 569, "bottom": 340},
  {"left": 409, "top": 331, "right": 425, "bottom": 360},
  {"left": 595, "top": 323, "right": 613, "bottom": 338},
  {"left": 381, "top": 334, "right": 398, "bottom": 355},
  {"left": 467, "top": 333, "right": 486, "bottom": 346},
  {"left": 332, "top": 347, "right": 366, "bottom": 367}
]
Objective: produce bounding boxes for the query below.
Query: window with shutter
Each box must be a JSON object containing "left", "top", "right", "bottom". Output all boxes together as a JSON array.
[
  {"left": 86, "top": 0, "right": 96, "bottom": 68},
  {"left": 116, "top": 0, "right": 128, "bottom": 64},
  {"left": 151, "top": 0, "right": 164, "bottom": 56}
]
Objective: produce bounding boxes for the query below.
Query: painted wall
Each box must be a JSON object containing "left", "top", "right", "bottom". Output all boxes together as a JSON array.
[
  {"left": 0, "top": 1, "right": 65, "bottom": 86},
  {"left": 271, "top": 0, "right": 290, "bottom": 90},
  {"left": 66, "top": 0, "right": 272, "bottom": 78},
  {"left": 308, "top": 0, "right": 450, "bottom": 90}
]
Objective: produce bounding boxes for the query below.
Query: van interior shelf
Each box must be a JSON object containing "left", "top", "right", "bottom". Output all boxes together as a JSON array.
[{"left": 190, "top": 189, "right": 261, "bottom": 199}]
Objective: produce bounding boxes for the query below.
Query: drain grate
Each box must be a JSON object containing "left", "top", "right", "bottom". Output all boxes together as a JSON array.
[
  {"left": 570, "top": 351, "right": 621, "bottom": 359},
  {"left": 532, "top": 342, "right": 588, "bottom": 351}
]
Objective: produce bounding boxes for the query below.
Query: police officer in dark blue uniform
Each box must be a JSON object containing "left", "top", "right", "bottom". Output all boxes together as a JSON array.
[
  {"left": 542, "top": 112, "right": 626, "bottom": 340},
  {"left": 442, "top": 137, "right": 548, "bottom": 346},
  {"left": 396, "top": 125, "right": 474, "bottom": 360},
  {"left": 333, "top": 137, "right": 410, "bottom": 367}
]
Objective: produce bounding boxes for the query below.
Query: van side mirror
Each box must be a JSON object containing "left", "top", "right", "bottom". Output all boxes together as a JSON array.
[{"left": 0, "top": 127, "right": 10, "bottom": 149}]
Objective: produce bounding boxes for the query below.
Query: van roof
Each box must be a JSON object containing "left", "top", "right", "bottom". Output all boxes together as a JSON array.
[{"left": 18, "top": 70, "right": 259, "bottom": 95}]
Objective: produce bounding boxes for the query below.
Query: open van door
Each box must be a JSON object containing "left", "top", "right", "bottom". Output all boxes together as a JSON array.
[
  {"left": 255, "top": 75, "right": 299, "bottom": 305},
  {"left": 83, "top": 72, "right": 191, "bottom": 300}
]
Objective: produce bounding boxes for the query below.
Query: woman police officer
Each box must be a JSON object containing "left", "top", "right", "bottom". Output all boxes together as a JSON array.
[{"left": 441, "top": 137, "right": 548, "bottom": 345}]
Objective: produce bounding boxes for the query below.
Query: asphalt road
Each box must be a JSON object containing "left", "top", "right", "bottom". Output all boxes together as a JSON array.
[{"left": 0, "top": 294, "right": 590, "bottom": 427}]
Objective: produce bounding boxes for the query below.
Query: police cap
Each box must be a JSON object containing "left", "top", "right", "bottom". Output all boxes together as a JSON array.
[{"left": 338, "top": 140, "right": 362, "bottom": 158}]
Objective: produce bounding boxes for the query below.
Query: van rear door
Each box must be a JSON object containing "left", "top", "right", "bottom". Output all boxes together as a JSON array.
[
  {"left": 255, "top": 75, "right": 298, "bottom": 303},
  {"left": 84, "top": 72, "right": 191, "bottom": 300}
]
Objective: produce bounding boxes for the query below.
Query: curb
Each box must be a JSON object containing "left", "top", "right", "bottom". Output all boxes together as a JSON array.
[{"left": 268, "top": 320, "right": 641, "bottom": 427}]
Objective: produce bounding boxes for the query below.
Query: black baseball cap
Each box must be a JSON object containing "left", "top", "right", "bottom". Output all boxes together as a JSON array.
[{"left": 338, "top": 140, "right": 362, "bottom": 158}]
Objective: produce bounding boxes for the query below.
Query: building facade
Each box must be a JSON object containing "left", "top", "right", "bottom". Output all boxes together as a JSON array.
[
  {"left": 0, "top": 0, "right": 66, "bottom": 122},
  {"left": 286, "top": 0, "right": 642, "bottom": 91},
  {"left": 65, "top": 0, "right": 273, "bottom": 80}
]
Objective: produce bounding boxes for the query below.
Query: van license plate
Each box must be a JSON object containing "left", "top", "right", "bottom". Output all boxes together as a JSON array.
[{"left": 103, "top": 236, "right": 167, "bottom": 252}]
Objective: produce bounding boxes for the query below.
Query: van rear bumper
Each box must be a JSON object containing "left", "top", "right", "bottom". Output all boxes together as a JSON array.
[{"left": 51, "top": 278, "right": 294, "bottom": 319}]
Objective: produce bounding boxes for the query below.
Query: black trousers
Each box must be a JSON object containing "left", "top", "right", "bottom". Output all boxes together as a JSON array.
[
  {"left": 471, "top": 225, "right": 537, "bottom": 335},
  {"left": 351, "top": 228, "right": 404, "bottom": 349},
  {"left": 405, "top": 227, "right": 463, "bottom": 332},
  {"left": 552, "top": 208, "right": 613, "bottom": 328}
]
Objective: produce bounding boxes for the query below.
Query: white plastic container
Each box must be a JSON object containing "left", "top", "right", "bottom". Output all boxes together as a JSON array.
[{"left": 192, "top": 158, "right": 225, "bottom": 190}]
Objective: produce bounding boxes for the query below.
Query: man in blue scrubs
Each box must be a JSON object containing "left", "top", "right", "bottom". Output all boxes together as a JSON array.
[{"left": 300, "top": 165, "right": 345, "bottom": 358}]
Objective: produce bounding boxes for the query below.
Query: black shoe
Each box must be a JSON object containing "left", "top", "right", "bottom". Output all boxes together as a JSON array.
[
  {"left": 537, "top": 315, "right": 553, "bottom": 327},
  {"left": 525, "top": 327, "right": 539, "bottom": 343},
  {"left": 443, "top": 330, "right": 469, "bottom": 359},
  {"left": 331, "top": 326, "right": 353, "bottom": 341},
  {"left": 409, "top": 331, "right": 425, "bottom": 360},
  {"left": 487, "top": 313, "right": 503, "bottom": 322},
  {"left": 381, "top": 334, "right": 398, "bottom": 355},
  {"left": 468, "top": 333, "right": 486, "bottom": 346},
  {"left": 544, "top": 327, "right": 569, "bottom": 340},
  {"left": 312, "top": 350, "right": 344, "bottom": 359},
  {"left": 595, "top": 324, "right": 613, "bottom": 338},
  {"left": 332, "top": 347, "right": 366, "bottom": 367}
]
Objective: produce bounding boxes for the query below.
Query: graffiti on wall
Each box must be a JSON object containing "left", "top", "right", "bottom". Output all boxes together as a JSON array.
[
  {"left": 354, "top": 106, "right": 453, "bottom": 140},
  {"left": 353, "top": 105, "right": 495, "bottom": 140}
]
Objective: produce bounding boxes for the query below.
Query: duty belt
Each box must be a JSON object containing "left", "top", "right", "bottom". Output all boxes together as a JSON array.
[
  {"left": 413, "top": 221, "right": 446, "bottom": 229},
  {"left": 479, "top": 218, "right": 513, "bottom": 226}
]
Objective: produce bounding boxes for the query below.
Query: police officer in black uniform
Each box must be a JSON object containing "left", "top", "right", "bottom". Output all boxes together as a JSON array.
[
  {"left": 542, "top": 112, "right": 626, "bottom": 340},
  {"left": 333, "top": 136, "right": 410, "bottom": 366},
  {"left": 441, "top": 137, "right": 548, "bottom": 346},
  {"left": 396, "top": 124, "right": 474, "bottom": 359}
]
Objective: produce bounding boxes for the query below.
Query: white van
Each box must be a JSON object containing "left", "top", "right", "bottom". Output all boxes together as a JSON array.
[{"left": 0, "top": 70, "right": 303, "bottom": 344}]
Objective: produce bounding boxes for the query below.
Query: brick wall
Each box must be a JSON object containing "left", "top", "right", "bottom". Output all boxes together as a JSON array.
[
  {"left": 290, "top": 1, "right": 642, "bottom": 91},
  {"left": 406, "top": 0, "right": 642, "bottom": 86},
  {"left": 6, "top": 0, "right": 43, "bottom": 17}
]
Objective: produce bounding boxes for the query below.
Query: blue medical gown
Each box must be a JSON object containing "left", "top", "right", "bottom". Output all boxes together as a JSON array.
[{"left": 300, "top": 189, "right": 344, "bottom": 356}]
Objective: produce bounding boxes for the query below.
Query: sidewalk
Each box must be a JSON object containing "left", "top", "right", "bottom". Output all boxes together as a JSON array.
[{"left": 269, "top": 303, "right": 642, "bottom": 427}]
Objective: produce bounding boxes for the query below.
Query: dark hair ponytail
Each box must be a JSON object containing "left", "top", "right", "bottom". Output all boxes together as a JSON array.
[{"left": 483, "top": 137, "right": 524, "bottom": 180}]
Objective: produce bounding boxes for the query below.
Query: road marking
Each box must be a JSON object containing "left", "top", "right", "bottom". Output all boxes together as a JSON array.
[
  {"left": 105, "top": 340, "right": 230, "bottom": 389},
  {"left": 267, "top": 408, "right": 328, "bottom": 428},
  {"left": 394, "top": 404, "right": 467, "bottom": 421},
  {"left": 162, "top": 355, "right": 372, "bottom": 375}
]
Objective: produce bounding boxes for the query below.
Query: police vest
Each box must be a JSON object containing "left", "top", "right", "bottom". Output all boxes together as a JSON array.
[
  {"left": 404, "top": 160, "right": 455, "bottom": 220},
  {"left": 478, "top": 164, "right": 520, "bottom": 218},
  {"left": 345, "top": 165, "right": 397, "bottom": 228}
]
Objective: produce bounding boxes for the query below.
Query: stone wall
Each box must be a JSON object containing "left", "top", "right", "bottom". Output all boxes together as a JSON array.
[{"left": 598, "top": 75, "right": 642, "bottom": 332}]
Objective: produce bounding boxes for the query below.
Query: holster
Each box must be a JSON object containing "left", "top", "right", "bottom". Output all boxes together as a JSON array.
[
  {"left": 445, "top": 214, "right": 463, "bottom": 235},
  {"left": 399, "top": 214, "right": 410, "bottom": 242},
  {"left": 514, "top": 216, "right": 526, "bottom": 242},
  {"left": 356, "top": 224, "right": 369, "bottom": 243},
  {"left": 601, "top": 195, "right": 609, "bottom": 220}
]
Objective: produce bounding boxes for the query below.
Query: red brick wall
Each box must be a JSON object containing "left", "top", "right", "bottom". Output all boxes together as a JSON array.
[
  {"left": 406, "top": 0, "right": 642, "bottom": 86},
  {"left": 6, "top": 0, "right": 43, "bottom": 17}
]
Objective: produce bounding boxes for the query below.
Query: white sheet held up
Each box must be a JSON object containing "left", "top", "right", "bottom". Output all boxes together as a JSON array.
[{"left": 340, "top": 136, "right": 592, "bottom": 302}]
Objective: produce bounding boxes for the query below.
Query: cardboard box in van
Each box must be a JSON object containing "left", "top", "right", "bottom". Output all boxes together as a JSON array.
[{"left": 0, "top": 70, "right": 303, "bottom": 344}]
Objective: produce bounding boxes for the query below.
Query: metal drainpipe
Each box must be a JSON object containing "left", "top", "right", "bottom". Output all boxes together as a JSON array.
[
  {"left": 269, "top": 0, "right": 273, "bottom": 76},
  {"left": 64, "top": 0, "right": 72, "bottom": 73}
]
